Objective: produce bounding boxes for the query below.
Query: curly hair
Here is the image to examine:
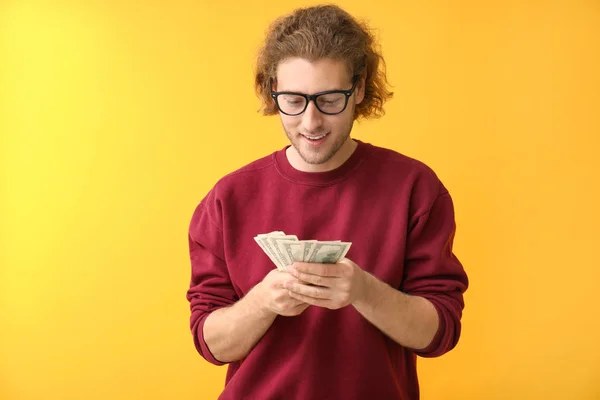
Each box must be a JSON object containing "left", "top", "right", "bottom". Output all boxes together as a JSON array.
[{"left": 254, "top": 4, "right": 393, "bottom": 120}]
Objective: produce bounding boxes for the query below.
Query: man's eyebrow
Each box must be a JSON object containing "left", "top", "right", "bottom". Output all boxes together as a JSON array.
[{"left": 275, "top": 86, "right": 347, "bottom": 93}]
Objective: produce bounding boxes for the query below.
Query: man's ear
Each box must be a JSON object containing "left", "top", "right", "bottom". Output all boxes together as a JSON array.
[{"left": 355, "top": 75, "right": 366, "bottom": 105}]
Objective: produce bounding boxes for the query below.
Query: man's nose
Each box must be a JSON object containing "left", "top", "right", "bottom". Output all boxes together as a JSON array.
[{"left": 301, "top": 101, "right": 324, "bottom": 132}]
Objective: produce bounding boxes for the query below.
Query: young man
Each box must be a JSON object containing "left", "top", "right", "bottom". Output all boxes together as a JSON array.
[{"left": 186, "top": 4, "right": 469, "bottom": 399}]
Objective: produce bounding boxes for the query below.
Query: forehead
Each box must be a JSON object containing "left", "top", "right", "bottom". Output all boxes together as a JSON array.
[{"left": 275, "top": 57, "right": 352, "bottom": 93}]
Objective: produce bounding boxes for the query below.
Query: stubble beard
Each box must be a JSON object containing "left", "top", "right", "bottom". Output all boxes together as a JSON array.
[{"left": 285, "top": 127, "right": 352, "bottom": 165}]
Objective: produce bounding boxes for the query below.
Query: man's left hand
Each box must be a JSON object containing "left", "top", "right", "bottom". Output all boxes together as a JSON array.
[{"left": 284, "top": 258, "right": 367, "bottom": 310}]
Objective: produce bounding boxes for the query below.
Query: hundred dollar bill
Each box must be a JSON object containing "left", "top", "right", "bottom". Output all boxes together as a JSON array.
[
  {"left": 274, "top": 240, "right": 306, "bottom": 271},
  {"left": 306, "top": 241, "right": 352, "bottom": 264},
  {"left": 254, "top": 232, "right": 287, "bottom": 270},
  {"left": 301, "top": 240, "right": 317, "bottom": 262},
  {"left": 267, "top": 235, "right": 299, "bottom": 271}
]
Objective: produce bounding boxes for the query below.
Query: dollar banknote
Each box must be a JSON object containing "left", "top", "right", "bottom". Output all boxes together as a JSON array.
[
  {"left": 254, "top": 232, "right": 352, "bottom": 271},
  {"left": 253, "top": 231, "right": 287, "bottom": 271}
]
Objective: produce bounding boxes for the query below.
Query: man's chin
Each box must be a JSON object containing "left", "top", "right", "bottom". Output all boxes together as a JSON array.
[{"left": 298, "top": 149, "right": 332, "bottom": 165}]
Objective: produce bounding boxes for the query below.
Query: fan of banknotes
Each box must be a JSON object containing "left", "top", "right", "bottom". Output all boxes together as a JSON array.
[{"left": 254, "top": 231, "right": 352, "bottom": 272}]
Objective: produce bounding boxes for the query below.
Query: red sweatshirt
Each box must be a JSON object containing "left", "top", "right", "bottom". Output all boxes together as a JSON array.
[{"left": 187, "top": 140, "right": 468, "bottom": 400}]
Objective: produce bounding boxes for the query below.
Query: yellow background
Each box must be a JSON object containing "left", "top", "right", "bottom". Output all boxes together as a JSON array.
[{"left": 1, "top": 0, "right": 599, "bottom": 399}]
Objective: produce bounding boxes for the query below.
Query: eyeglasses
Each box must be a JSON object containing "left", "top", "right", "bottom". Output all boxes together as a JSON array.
[{"left": 270, "top": 76, "right": 359, "bottom": 116}]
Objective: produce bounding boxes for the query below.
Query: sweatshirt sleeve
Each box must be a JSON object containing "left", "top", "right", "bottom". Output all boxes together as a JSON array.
[
  {"left": 401, "top": 188, "right": 469, "bottom": 358},
  {"left": 186, "top": 190, "right": 239, "bottom": 365}
]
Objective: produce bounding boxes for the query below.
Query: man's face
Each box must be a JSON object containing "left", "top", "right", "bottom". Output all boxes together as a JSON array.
[{"left": 275, "top": 58, "right": 365, "bottom": 169}]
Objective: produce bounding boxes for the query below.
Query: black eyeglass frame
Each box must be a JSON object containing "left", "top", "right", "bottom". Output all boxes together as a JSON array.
[{"left": 270, "top": 76, "right": 360, "bottom": 116}]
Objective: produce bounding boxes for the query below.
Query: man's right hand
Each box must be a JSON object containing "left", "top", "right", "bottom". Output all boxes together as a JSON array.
[
  {"left": 201, "top": 268, "right": 310, "bottom": 363},
  {"left": 255, "top": 269, "right": 310, "bottom": 317}
]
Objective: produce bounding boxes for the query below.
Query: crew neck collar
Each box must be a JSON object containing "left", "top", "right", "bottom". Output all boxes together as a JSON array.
[{"left": 273, "top": 139, "right": 369, "bottom": 186}]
